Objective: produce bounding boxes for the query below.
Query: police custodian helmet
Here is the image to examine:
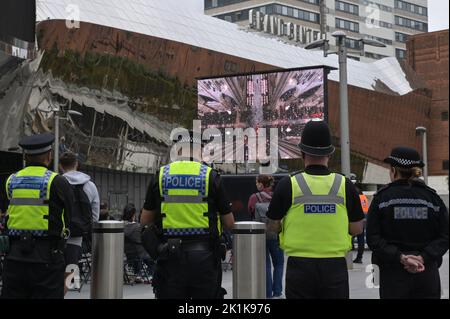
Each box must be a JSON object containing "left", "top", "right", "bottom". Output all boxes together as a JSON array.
[
  {"left": 18, "top": 133, "right": 55, "bottom": 155},
  {"left": 383, "top": 146, "right": 425, "bottom": 169},
  {"left": 298, "top": 120, "right": 335, "bottom": 156}
]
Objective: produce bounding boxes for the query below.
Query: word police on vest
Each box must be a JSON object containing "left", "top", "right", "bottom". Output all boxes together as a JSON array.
[
  {"left": 304, "top": 204, "right": 336, "bottom": 214},
  {"left": 165, "top": 175, "right": 202, "bottom": 190},
  {"left": 394, "top": 207, "right": 428, "bottom": 220}
]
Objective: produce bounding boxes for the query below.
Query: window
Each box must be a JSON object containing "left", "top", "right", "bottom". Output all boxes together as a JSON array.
[
  {"left": 287, "top": 7, "right": 293, "bottom": 16},
  {"left": 443, "top": 160, "right": 449, "bottom": 171},
  {"left": 215, "top": 4, "right": 320, "bottom": 24},
  {"left": 205, "top": 0, "right": 250, "bottom": 10},
  {"left": 395, "top": 32, "right": 409, "bottom": 43},
  {"left": 216, "top": 9, "right": 250, "bottom": 22},
  {"left": 395, "top": 15, "right": 428, "bottom": 31},
  {"left": 275, "top": 4, "right": 282, "bottom": 14},
  {"left": 362, "top": 1, "right": 393, "bottom": 13},
  {"left": 348, "top": 55, "right": 361, "bottom": 61},
  {"left": 442, "top": 111, "right": 449, "bottom": 121},
  {"left": 336, "top": 18, "right": 359, "bottom": 32},
  {"left": 345, "top": 38, "right": 361, "bottom": 50},
  {"left": 336, "top": 1, "right": 359, "bottom": 16},
  {"left": 365, "top": 52, "right": 389, "bottom": 60},
  {"left": 365, "top": 35, "right": 393, "bottom": 46},
  {"left": 273, "top": 4, "right": 319, "bottom": 23},
  {"left": 395, "top": 0, "right": 427, "bottom": 16},
  {"left": 379, "top": 21, "right": 392, "bottom": 28},
  {"left": 396, "top": 48, "right": 407, "bottom": 59}
]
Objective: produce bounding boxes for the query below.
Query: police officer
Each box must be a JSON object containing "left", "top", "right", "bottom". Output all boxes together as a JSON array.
[
  {"left": 366, "top": 146, "right": 449, "bottom": 299},
  {"left": 267, "top": 120, "right": 364, "bottom": 299},
  {"left": 1, "top": 133, "right": 73, "bottom": 299},
  {"left": 140, "top": 130, "right": 234, "bottom": 299}
]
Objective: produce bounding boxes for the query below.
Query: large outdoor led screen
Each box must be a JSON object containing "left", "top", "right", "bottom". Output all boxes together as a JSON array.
[{"left": 198, "top": 67, "right": 327, "bottom": 159}]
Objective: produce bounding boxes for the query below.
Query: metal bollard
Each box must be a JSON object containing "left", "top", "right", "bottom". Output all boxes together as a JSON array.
[
  {"left": 232, "top": 222, "right": 266, "bottom": 299},
  {"left": 91, "top": 221, "right": 124, "bottom": 299}
]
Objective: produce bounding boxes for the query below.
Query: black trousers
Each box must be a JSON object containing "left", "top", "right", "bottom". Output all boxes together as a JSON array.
[
  {"left": 1, "top": 259, "right": 65, "bottom": 299},
  {"left": 286, "top": 256, "right": 349, "bottom": 299},
  {"left": 379, "top": 262, "right": 441, "bottom": 299},
  {"left": 154, "top": 249, "right": 223, "bottom": 299},
  {"left": 355, "top": 227, "right": 365, "bottom": 260}
]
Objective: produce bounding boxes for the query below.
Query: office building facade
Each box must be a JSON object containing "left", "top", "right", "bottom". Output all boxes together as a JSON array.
[{"left": 205, "top": 0, "right": 428, "bottom": 62}]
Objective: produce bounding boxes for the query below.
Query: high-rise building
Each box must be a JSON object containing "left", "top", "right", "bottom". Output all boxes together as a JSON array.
[{"left": 205, "top": 0, "right": 428, "bottom": 62}]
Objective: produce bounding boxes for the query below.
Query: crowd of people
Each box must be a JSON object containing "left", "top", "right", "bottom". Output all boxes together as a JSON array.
[{"left": 0, "top": 123, "right": 448, "bottom": 300}]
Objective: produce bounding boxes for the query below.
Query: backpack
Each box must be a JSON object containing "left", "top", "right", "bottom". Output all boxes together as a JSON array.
[
  {"left": 69, "top": 184, "right": 93, "bottom": 237},
  {"left": 254, "top": 192, "right": 277, "bottom": 240}
]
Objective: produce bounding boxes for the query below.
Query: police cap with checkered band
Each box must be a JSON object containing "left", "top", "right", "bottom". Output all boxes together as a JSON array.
[{"left": 383, "top": 146, "right": 425, "bottom": 168}]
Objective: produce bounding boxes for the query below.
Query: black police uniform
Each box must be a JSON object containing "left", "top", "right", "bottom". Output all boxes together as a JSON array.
[
  {"left": 366, "top": 147, "right": 449, "bottom": 299},
  {"left": 142, "top": 166, "right": 231, "bottom": 299},
  {"left": 267, "top": 121, "right": 365, "bottom": 299},
  {"left": 1, "top": 133, "right": 74, "bottom": 299},
  {"left": 268, "top": 166, "right": 365, "bottom": 298}
]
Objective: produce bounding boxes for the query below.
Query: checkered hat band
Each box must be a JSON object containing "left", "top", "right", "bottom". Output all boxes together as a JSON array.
[{"left": 389, "top": 156, "right": 421, "bottom": 166}]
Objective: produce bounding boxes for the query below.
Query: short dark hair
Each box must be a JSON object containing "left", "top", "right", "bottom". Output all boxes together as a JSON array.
[
  {"left": 59, "top": 152, "right": 78, "bottom": 169},
  {"left": 122, "top": 203, "right": 136, "bottom": 221},
  {"left": 25, "top": 151, "right": 51, "bottom": 165}
]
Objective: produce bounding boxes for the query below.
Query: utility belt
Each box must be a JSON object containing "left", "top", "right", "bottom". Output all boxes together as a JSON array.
[
  {"left": 7, "top": 232, "right": 66, "bottom": 256},
  {"left": 142, "top": 225, "right": 225, "bottom": 261},
  {"left": 160, "top": 238, "right": 215, "bottom": 260},
  {"left": 181, "top": 239, "right": 212, "bottom": 252}
]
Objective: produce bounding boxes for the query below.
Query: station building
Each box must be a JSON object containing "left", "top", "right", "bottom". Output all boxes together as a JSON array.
[{"left": 0, "top": 0, "right": 447, "bottom": 213}]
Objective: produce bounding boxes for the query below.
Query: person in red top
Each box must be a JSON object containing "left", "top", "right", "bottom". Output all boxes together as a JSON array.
[
  {"left": 248, "top": 175, "right": 284, "bottom": 298},
  {"left": 248, "top": 176, "right": 273, "bottom": 220},
  {"left": 350, "top": 174, "right": 369, "bottom": 263}
]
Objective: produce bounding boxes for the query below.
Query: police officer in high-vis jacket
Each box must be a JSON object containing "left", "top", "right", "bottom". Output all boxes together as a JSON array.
[
  {"left": 366, "top": 146, "right": 449, "bottom": 299},
  {"left": 1, "top": 133, "right": 73, "bottom": 299},
  {"left": 140, "top": 130, "right": 234, "bottom": 299},
  {"left": 267, "top": 120, "right": 364, "bottom": 299}
]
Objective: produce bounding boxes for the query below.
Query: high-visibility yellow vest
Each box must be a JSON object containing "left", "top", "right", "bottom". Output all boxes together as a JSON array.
[
  {"left": 6, "top": 166, "right": 60, "bottom": 237},
  {"left": 279, "top": 172, "right": 350, "bottom": 258},
  {"left": 158, "top": 161, "right": 221, "bottom": 237}
]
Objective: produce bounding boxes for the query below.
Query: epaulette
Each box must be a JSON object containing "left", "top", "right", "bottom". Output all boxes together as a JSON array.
[
  {"left": 374, "top": 184, "right": 391, "bottom": 196},
  {"left": 411, "top": 179, "right": 437, "bottom": 194},
  {"left": 289, "top": 169, "right": 304, "bottom": 177}
]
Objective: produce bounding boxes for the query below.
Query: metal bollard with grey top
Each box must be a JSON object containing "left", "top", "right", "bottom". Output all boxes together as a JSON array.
[
  {"left": 91, "top": 221, "right": 124, "bottom": 299},
  {"left": 232, "top": 222, "right": 266, "bottom": 299}
]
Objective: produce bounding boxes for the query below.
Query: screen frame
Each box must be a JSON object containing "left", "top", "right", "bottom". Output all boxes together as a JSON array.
[{"left": 197, "top": 64, "right": 335, "bottom": 132}]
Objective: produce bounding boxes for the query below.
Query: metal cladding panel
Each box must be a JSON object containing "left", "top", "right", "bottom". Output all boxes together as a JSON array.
[{"left": 35, "top": 0, "right": 417, "bottom": 95}]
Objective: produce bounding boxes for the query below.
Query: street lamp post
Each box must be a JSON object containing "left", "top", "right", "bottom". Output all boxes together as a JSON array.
[
  {"left": 416, "top": 126, "right": 428, "bottom": 185},
  {"left": 53, "top": 108, "right": 83, "bottom": 172},
  {"left": 39, "top": 86, "right": 83, "bottom": 172},
  {"left": 305, "top": 32, "right": 386, "bottom": 178},
  {"left": 54, "top": 110, "right": 60, "bottom": 172},
  {"left": 305, "top": 32, "right": 386, "bottom": 270},
  {"left": 333, "top": 31, "right": 351, "bottom": 178}
]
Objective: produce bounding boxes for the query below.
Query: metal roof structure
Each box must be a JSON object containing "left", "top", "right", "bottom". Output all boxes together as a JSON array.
[{"left": 36, "top": 0, "right": 420, "bottom": 95}]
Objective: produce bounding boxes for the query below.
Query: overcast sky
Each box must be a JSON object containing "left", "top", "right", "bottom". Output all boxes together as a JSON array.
[{"left": 428, "top": 0, "right": 449, "bottom": 31}]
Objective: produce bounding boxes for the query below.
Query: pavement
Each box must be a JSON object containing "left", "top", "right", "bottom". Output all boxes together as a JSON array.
[{"left": 66, "top": 251, "right": 449, "bottom": 299}]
